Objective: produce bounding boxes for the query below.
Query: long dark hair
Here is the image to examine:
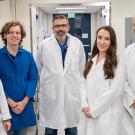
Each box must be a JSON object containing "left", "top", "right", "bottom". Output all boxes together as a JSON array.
[{"left": 84, "top": 26, "right": 117, "bottom": 79}]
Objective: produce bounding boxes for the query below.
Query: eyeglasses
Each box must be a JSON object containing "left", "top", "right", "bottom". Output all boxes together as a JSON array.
[
  {"left": 54, "top": 24, "right": 68, "bottom": 29},
  {"left": 7, "top": 31, "right": 21, "bottom": 36}
]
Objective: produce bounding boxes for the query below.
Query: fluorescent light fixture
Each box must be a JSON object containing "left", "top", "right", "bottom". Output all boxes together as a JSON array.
[
  {"left": 56, "top": 7, "right": 87, "bottom": 10},
  {"left": 58, "top": 10, "right": 85, "bottom": 13}
]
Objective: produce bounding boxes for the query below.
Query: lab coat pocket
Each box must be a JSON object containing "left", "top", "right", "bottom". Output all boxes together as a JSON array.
[
  {"left": 95, "top": 87, "right": 107, "bottom": 97},
  {"left": 39, "top": 85, "right": 57, "bottom": 120},
  {"left": 68, "top": 85, "right": 80, "bottom": 100},
  {"left": 40, "top": 84, "right": 56, "bottom": 100},
  {"left": 42, "top": 49, "right": 56, "bottom": 69},
  {"left": 70, "top": 53, "right": 79, "bottom": 70},
  {"left": 95, "top": 80, "right": 110, "bottom": 97}
]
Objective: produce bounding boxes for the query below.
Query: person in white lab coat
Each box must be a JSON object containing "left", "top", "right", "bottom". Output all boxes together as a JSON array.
[
  {"left": 79, "top": 26, "right": 124, "bottom": 135},
  {"left": 123, "top": 16, "right": 135, "bottom": 135},
  {"left": 0, "top": 80, "right": 11, "bottom": 135},
  {"left": 132, "top": 16, "right": 135, "bottom": 32},
  {"left": 36, "top": 15, "right": 86, "bottom": 135}
]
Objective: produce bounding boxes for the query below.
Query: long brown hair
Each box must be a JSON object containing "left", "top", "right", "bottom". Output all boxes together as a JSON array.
[{"left": 84, "top": 26, "right": 117, "bottom": 79}]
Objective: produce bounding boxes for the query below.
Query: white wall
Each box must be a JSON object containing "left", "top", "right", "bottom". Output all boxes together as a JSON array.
[
  {"left": 30, "top": 5, "right": 37, "bottom": 59},
  {"left": 0, "top": 0, "right": 13, "bottom": 47},
  {"left": 91, "top": 14, "right": 97, "bottom": 49},
  {"left": 28, "top": 0, "right": 108, "bottom": 4},
  {"left": 47, "top": 14, "right": 53, "bottom": 35},
  {"left": 111, "top": 0, "right": 135, "bottom": 56},
  {"left": 15, "top": 0, "right": 31, "bottom": 50}
]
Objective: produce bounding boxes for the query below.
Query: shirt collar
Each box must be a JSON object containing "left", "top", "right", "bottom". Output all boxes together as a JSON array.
[
  {"left": 1, "top": 45, "right": 23, "bottom": 54},
  {"left": 92, "top": 54, "right": 105, "bottom": 66}
]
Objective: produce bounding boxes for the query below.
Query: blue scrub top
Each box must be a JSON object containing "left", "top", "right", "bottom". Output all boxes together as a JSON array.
[
  {"left": 59, "top": 40, "right": 68, "bottom": 67},
  {"left": 0, "top": 46, "right": 38, "bottom": 130}
]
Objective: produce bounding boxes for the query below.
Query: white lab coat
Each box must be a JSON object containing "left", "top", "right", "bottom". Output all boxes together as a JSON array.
[
  {"left": 36, "top": 33, "right": 86, "bottom": 129},
  {"left": 0, "top": 80, "right": 11, "bottom": 135},
  {"left": 79, "top": 55, "right": 124, "bottom": 135},
  {"left": 123, "top": 43, "right": 135, "bottom": 134}
]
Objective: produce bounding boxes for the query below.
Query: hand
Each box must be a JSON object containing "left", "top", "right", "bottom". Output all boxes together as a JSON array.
[
  {"left": 12, "top": 97, "right": 29, "bottom": 114},
  {"left": 7, "top": 98, "right": 18, "bottom": 109},
  {"left": 3, "top": 120, "right": 11, "bottom": 132},
  {"left": 12, "top": 101, "right": 26, "bottom": 114},
  {"left": 82, "top": 107, "right": 91, "bottom": 118},
  {"left": 131, "top": 100, "right": 135, "bottom": 109}
]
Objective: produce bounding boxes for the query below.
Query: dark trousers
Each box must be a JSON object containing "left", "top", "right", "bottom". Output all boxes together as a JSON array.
[
  {"left": 44, "top": 127, "right": 77, "bottom": 135},
  {"left": 8, "top": 128, "right": 28, "bottom": 135}
]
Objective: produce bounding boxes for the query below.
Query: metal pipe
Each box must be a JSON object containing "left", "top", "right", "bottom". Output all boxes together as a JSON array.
[{"left": 10, "top": 0, "right": 16, "bottom": 20}]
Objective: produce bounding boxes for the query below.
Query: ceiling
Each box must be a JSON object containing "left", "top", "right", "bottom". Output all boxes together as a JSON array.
[{"left": 37, "top": 3, "right": 106, "bottom": 14}]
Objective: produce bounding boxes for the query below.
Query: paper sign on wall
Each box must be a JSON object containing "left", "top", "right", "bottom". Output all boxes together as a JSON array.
[{"left": 82, "top": 33, "right": 88, "bottom": 38}]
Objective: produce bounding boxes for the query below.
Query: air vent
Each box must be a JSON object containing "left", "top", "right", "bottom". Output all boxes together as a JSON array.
[{"left": 59, "top": 3, "right": 82, "bottom": 7}]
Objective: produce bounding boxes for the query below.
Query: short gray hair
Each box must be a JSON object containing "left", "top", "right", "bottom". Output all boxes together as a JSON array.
[{"left": 52, "top": 14, "right": 69, "bottom": 24}]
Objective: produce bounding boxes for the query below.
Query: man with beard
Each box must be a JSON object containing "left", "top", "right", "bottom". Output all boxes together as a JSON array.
[{"left": 36, "top": 15, "right": 86, "bottom": 135}]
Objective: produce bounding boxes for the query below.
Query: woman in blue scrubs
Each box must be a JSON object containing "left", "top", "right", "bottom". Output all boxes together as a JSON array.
[{"left": 0, "top": 21, "right": 38, "bottom": 135}]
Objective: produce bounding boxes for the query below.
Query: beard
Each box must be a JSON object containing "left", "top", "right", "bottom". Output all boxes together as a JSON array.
[{"left": 55, "top": 31, "right": 67, "bottom": 41}]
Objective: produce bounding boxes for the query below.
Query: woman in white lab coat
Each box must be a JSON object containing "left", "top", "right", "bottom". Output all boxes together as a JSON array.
[
  {"left": 79, "top": 26, "right": 124, "bottom": 135},
  {"left": 0, "top": 80, "right": 11, "bottom": 135}
]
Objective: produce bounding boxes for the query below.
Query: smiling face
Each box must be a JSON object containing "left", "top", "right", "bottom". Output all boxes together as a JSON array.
[
  {"left": 132, "top": 16, "right": 135, "bottom": 32},
  {"left": 96, "top": 29, "right": 111, "bottom": 55},
  {"left": 52, "top": 18, "right": 69, "bottom": 41},
  {"left": 4, "top": 25, "right": 21, "bottom": 47}
]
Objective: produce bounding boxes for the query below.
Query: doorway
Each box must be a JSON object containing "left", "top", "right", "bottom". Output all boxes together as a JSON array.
[{"left": 68, "top": 14, "right": 91, "bottom": 59}]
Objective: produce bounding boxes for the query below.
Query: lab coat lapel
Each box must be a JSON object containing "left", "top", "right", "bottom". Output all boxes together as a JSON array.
[
  {"left": 63, "top": 37, "right": 76, "bottom": 75},
  {"left": 51, "top": 35, "right": 63, "bottom": 73},
  {"left": 91, "top": 55, "right": 105, "bottom": 71}
]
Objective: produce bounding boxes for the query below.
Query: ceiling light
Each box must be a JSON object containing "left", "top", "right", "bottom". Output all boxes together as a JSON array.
[
  {"left": 58, "top": 10, "right": 86, "bottom": 13},
  {"left": 56, "top": 7, "right": 87, "bottom": 10}
]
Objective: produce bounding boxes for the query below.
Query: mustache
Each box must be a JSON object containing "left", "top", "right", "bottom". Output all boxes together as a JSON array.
[{"left": 57, "top": 30, "right": 65, "bottom": 33}]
